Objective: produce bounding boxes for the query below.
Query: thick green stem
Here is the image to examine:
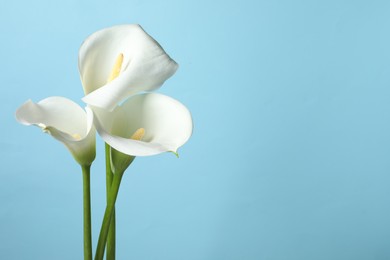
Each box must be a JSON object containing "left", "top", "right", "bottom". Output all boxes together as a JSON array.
[
  {"left": 94, "top": 170, "right": 124, "bottom": 260},
  {"left": 105, "top": 143, "right": 116, "bottom": 260},
  {"left": 82, "top": 165, "right": 93, "bottom": 260},
  {"left": 107, "top": 210, "right": 115, "bottom": 260}
]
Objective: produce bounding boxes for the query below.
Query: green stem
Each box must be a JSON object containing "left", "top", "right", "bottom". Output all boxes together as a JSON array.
[
  {"left": 105, "top": 144, "right": 116, "bottom": 260},
  {"left": 82, "top": 165, "right": 93, "bottom": 260},
  {"left": 94, "top": 170, "right": 124, "bottom": 260}
]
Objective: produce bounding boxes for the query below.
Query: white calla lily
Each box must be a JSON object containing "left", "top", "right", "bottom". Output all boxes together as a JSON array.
[
  {"left": 92, "top": 93, "right": 193, "bottom": 157},
  {"left": 16, "top": 97, "right": 96, "bottom": 166},
  {"left": 79, "top": 24, "right": 178, "bottom": 110}
]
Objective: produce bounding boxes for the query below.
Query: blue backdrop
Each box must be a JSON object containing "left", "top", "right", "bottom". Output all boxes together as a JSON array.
[{"left": 1, "top": 0, "right": 390, "bottom": 259}]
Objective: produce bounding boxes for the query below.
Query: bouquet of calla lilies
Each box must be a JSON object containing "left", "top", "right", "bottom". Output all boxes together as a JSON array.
[{"left": 15, "top": 24, "right": 193, "bottom": 260}]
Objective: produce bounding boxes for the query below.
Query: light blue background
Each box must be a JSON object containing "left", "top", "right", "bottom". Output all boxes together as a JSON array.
[{"left": 1, "top": 0, "right": 390, "bottom": 259}]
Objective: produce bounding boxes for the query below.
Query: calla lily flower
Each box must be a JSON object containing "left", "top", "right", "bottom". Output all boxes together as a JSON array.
[
  {"left": 79, "top": 24, "right": 178, "bottom": 110},
  {"left": 16, "top": 97, "right": 96, "bottom": 166},
  {"left": 92, "top": 92, "right": 193, "bottom": 159}
]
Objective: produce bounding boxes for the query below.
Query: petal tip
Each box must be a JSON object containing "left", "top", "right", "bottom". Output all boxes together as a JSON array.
[
  {"left": 170, "top": 151, "right": 179, "bottom": 158},
  {"left": 15, "top": 99, "right": 35, "bottom": 125}
]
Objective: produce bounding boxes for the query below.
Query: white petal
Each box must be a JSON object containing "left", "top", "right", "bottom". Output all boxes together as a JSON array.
[
  {"left": 16, "top": 97, "right": 96, "bottom": 166},
  {"left": 92, "top": 93, "right": 193, "bottom": 156},
  {"left": 79, "top": 24, "right": 178, "bottom": 110}
]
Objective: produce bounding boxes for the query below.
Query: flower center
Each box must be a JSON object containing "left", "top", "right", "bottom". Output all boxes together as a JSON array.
[
  {"left": 107, "top": 53, "right": 124, "bottom": 83},
  {"left": 130, "top": 128, "right": 145, "bottom": 141},
  {"left": 72, "top": 133, "right": 82, "bottom": 140},
  {"left": 107, "top": 54, "right": 146, "bottom": 141}
]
